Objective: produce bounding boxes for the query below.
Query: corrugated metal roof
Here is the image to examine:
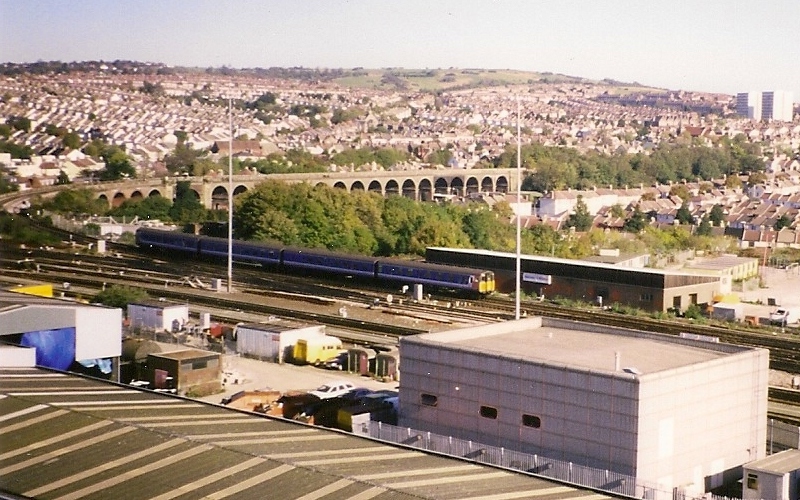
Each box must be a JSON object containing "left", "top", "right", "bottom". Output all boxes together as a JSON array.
[{"left": 0, "top": 367, "right": 617, "bottom": 499}]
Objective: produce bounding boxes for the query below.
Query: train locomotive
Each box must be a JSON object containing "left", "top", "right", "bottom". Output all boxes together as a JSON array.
[{"left": 135, "top": 227, "right": 495, "bottom": 295}]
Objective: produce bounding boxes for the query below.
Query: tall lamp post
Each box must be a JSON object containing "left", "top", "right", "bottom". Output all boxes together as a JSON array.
[
  {"left": 227, "top": 97, "right": 233, "bottom": 293},
  {"left": 515, "top": 94, "right": 522, "bottom": 320}
]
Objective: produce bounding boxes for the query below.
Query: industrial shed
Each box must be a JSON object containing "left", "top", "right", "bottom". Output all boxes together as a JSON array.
[
  {"left": 235, "top": 321, "right": 326, "bottom": 363},
  {"left": 127, "top": 299, "right": 189, "bottom": 332},
  {"left": 743, "top": 449, "right": 800, "bottom": 500},
  {"left": 147, "top": 348, "right": 222, "bottom": 396},
  {"left": 399, "top": 316, "right": 769, "bottom": 499},
  {"left": 686, "top": 255, "right": 760, "bottom": 284},
  {"left": 0, "top": 289, "right": 121, "bottom": 375},
  {"left": 426, "top": 247, "right": 723, "bottom": 313}
]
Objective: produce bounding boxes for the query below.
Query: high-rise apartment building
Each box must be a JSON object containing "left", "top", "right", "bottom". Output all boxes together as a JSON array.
[
  {"left": 737, "top": 90, "right": 794, "bottom": 121},
  {"left": 761, "top": 91, "right": 794, "bottom": 121},
  {"left": 736, "top": 91, "right": 762, "bottom": 119}
]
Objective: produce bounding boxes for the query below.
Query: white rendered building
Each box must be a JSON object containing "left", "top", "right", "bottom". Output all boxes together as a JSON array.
[
  {"left": 127, "top": 299, "right": 189, "bottom": 332},
  {"left": 399, "top": 317, "right": 769, "bottom": 498},
  {"left": 762, "top": 91, "right": 794, "bottom": 122},
  {"left": 736, "top": 92, "right": 762, "bottom": 120}
]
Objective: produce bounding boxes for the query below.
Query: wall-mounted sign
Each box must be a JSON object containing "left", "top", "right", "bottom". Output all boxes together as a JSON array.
[{"left": 523, "top": 273, "right": 552, "bottom": 285}]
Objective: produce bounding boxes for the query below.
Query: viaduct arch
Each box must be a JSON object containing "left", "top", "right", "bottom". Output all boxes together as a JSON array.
[{"left": 91, "top": 168, "right": 521, "bottom": 210}]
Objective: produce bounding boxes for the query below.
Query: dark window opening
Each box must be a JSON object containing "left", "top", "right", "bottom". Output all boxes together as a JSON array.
[
  {"left": 746, "top": 473, "right": 758, "bottom": 490},
  {"left": 420, "top": 393, "right": 438, "bottom": 406},
  {"left": 480, "top": 405, "right": 497, "bottom": 419},
  {"left": 522, "top": 414, "right": 541, "bottom": 428}
]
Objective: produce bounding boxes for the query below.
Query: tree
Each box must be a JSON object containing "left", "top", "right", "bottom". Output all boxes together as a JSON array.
[
  {"left": 44, "top": 188, "right": 107, "bottom": 215},
  {"left": 696, "top": 214, "right": 712, "bottom": 236},
  {"left": 108, "top": 195, "right": 172, "bottom": 221},
  {"left": 669, "top": 184, "right": 691, "bottom": 203},
  {"left": 169, "top": 181, "right": 207, "bottom": 223},
  {"left": 427, "top": 149, "right": 453, "bottom": 166},
  {"left": 164, "top": 144, "right": 208, "bottom": 175},
  {"left": 92, "top": 285, "right": 148, "bottom": 310},
  {"left": 99, "top": 146, "right": 136, "bottom": 180},
  {"left": 62, "top": 131, "right": 81, "bottom": 150},
  {"left": 675, "top": 202, "right": 693, "bottom": 225},
  {"left": 724, "top": 175, "right": 743, "bottom": 189},
  {"left": 566, "top": 196, "right": 593, "bottom": 231},
  {"left": 8, "top": 116, "right": 31, "bottom": 132},
  {"left": 775, "top": 214, "right": 793, "bottom": 230},
  {"left": 56, "top": 170, "right": 71, "bottom": 185},
  {"left": 623, "top": 205, "right": 647, "bottom": 233},
  {"left": 709, "top": 204, "right": 725, "bottom": 227},
  {"left": 747, "top": 171, "right": 767, "bottom": 185}
]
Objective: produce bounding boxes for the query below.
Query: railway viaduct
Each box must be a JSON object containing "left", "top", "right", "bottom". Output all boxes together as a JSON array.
[{"left": 92, "top": 168, "right": 520, "bottom": 209}]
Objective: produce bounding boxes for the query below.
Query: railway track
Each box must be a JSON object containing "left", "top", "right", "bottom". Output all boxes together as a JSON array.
[{"left": 7, "top": 234, "right": 800, "bottom": 421}]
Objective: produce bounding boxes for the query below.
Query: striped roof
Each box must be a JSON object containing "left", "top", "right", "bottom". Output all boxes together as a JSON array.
[{"left": 0, "top": 367, "right": 614, "bottom": 500}]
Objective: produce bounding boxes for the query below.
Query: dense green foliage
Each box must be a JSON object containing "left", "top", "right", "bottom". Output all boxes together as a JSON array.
[
  {"left": 92, "top": 285, "right": 148, "bottom": 309},
  {"left": 43, "top": 188, "right": 108, "bottom": 215},
  {"left": 234, "top": 180, "right": 506, "bottom": 256},
  {"left": 331, "top": 147, "right": 410, "bottom": 169},
  {"left": 505, "top": 140, "right": 763, "bottom": 192},
  {"left": 0, "top": 139, "right": 33, "bottom": 159},
  {"left": 0, "top": 212, "right": 61, "bottom": 246}
]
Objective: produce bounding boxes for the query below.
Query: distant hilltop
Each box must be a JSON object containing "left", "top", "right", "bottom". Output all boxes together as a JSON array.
[{"left": 0, "top": 60, "right": 662, "bottom": 94}]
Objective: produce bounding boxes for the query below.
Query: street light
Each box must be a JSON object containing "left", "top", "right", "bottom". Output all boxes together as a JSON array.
[{"left": 227, "top": 97, "right": 233, "bottom": 293}]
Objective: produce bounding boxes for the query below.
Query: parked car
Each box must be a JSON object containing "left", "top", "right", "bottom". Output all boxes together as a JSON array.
[
  {"left": 308, "top": 381, "right": 356, "bottom": 399},
  {"left": 770, "top": 309, "right": 791, "bottom": 325},
  {"left": 320, "top": 352, "right": 348, "bottom": 371}
]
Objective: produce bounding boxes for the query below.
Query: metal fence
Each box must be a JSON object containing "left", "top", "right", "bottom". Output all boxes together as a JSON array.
[
  {"left": 364, "top": 420, "right": 800, "bottom": 500},
  {"left": 364, "top": 421, "right": 666, "bottom": 499}
]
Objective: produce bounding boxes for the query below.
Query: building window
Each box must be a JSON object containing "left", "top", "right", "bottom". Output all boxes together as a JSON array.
[
  {"left": 746, "top": 473, "right": 758, "bottom": 490},
  {"left": 191, "top": 360, "right": 208, "bottom": 370},
  {"left": 420, "top": 393, "right": 438, "bottom": 406},
  {"left": 479, "top": 405, "right": 498, "bottom": 419},
  {"left": 640, "top": 293, "right": 653, "bottom": 302},
  {"left": 522, "top": 414, "right": 541, "bottom": 428}
]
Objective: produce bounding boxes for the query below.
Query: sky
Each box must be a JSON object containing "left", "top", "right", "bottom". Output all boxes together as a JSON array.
[{"left": 2, "top": 0, "right": 799, "bottom": 100}]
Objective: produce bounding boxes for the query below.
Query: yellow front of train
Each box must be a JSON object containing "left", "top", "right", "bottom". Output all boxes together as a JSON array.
[{"left": 479, "top": 271, "right": 495, "bottom": 294}]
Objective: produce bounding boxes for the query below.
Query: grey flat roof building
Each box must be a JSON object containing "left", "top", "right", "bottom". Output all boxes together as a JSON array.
[{"left": 399, "top": 316, "right": 769, "bottom": 499}]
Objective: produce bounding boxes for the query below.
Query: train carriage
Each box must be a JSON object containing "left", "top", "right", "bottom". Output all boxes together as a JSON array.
[
  {"left": 135, "top": 228, "right": 495, "bottom": 296},
  {"left": 281, "top": 247, "right": 379, "bottom": 278},
  {"left": 135, "top": 227, "right": 201, "bottom": 255},
  {"left": 376, "top": 260, "right": 494, "bottom": 294},
  {"left": 200, "top": 237, "right": 282, "bottom": 266}
]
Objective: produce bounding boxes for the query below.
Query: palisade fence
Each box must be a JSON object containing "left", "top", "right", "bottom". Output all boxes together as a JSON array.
[
  {"left": 364, "top": 421, "right": 665, "bottom": 499},
  {"left": 364, "top": 421, "right": 800, "bottom": 500}
]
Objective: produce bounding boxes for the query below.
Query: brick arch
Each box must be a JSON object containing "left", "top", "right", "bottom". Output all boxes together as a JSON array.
[
  {"left": 495, "top": 175, "right": 510, "bottom": 193},
  {"left": 130, "top": 190, "right": 144, "bottom": 201},
  {"left": 368, "top": 180, "right": 382, "bottom": 194},
  {"left": 402, "top": 179, "right": 417, "bottom": 199},
  {"left": 233, "top": 185, "right": 248, "bottom": 196},
  {"left": 97, "top": 194, "right": 109, "bottom": 208},
  {"left": 419, "top": 179, "right": 433, "bottom": 201},
  {"left": 450, "top": 178, "right": 464, "bottom": 196},
  {"left": 434, "top": 178, "right": 449, "bottom": 195},
  {"left": 385, "top": 179, "right": 400, "bottom": 196},
  {"left": 465, "top": 176, "right": 480, "bottom": 195},
  {"left": 481, "top": 176, "right": 494, "bottom": 193},
  {"left": 351, "top": 181, "right": 365, "bottom": 192},
  {"left": 211, "top": 186, "right": 229, "bottom": 211},
  {"left": 147, "top": 189, "right": 162, "bottom": 197},
  {"left": 112, "top": 192, "right": 126, "bottom": 208},
  {"left": 334, "top": 181, "right": 347, "bottom": 189}
]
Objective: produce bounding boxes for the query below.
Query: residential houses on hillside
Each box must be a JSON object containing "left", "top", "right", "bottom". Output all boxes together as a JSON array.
[{"left": 2, "top": 69, "right": 799, "bottom": 247}]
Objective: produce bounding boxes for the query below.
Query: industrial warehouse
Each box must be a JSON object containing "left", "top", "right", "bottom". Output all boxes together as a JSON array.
[
  {"left": 398, "top": 317, "right": 769, "bottom": 498},
  {"left": 425, "top": 247, "right": 742, "bottom": 313}
]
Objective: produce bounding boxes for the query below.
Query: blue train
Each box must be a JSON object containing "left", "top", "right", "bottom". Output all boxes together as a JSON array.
[{"left": 135, "top": 227, "right": 495, "bottom": 295}]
